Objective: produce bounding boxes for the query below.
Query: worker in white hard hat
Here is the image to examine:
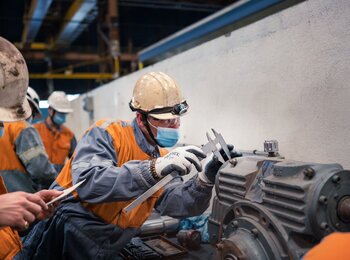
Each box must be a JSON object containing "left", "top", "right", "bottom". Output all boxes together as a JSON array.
[
  {"left": 0, "top": 36, "right": 62, "bottom": 259},
  {"left": 20, "top": 71, "right": 236, "bottom": 259},
  {"left": 0, "top": 86, "right": 57, "bottom": 193},
  {"left": 34, "top": 91, "right": 77, "bottom": 172}
]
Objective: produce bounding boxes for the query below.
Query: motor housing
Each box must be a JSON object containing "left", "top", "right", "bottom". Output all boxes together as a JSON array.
[{"left": 208, "top": 156, "right": 350, "bottom": 259}]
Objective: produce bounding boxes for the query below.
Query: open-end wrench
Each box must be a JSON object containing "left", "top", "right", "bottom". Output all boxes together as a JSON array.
[{"left": 123, "top": 129, "right": 230, "bottom": 214}]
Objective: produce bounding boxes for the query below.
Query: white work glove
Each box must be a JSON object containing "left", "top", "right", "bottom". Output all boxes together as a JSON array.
[{"left": 154, "top": 145, "right": 206, "bottom": 178}]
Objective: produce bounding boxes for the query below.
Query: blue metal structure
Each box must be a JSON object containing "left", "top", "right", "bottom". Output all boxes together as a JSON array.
[
  {"left": 139, "top": 0, "right": 286, "bottom": 63},
  {"left": 24, "top": 0, "right": 54, "bottom": 43},
  {"left": 56, "top": 0, "right": 97, "bottom": 45}
]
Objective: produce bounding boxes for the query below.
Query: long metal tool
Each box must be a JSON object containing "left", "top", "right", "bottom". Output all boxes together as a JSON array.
[{"left": 123, "top": 129, "right": 230, "bottom": 214}]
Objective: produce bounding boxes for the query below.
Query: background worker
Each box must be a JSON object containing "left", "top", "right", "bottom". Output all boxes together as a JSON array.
[
  {"left": 20, "top": 71, "right": 237, "bottom": 259},
  {"left": 0, "top": 86, "right": 57, "bottom": 193},
  {"left": 0, "top": 36, "right": 62, "bottom": 259},
  {"left": 34, "top": 91, "right": 77, "bottom": 172}
]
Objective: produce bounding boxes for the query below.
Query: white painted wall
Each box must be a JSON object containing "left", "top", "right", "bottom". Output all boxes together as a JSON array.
[{"left": 67, "top": 0, "right": 350, "bottom": 168}]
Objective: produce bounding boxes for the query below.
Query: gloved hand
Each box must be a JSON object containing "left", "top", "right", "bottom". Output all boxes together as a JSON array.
[
  {"left": 154, "top": 145, "right": 206, "bottom": 178},
  {"left": 199, "top": 144, "right": 242, "bottom": 184}
]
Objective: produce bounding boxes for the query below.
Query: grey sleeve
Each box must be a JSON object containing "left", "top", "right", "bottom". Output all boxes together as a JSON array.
[
  {"left": 15, "top": 127, "right": 57, "bottom": 189},
  {"left": 71, "top": 126, "right": 157, "bottom": 204},
  {"left": 154, "top": 176, "right": 213, "bottom": 218},
  {"left": 68, "top": 135, "right": 77, "bottom": 158}
]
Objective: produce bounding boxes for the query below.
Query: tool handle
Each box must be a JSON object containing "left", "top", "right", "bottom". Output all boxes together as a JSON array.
[{"left": 123, "top": 171, "right": 177, "bottom": 214}]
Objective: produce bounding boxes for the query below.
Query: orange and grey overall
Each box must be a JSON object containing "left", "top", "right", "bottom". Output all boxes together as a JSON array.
[
  {"left": 34, "top": 120, "right": 76, "bottom": 173},
  {"left": 0, "top": 177, "right": 22, "bottom": 260},
  {"left": 0, "top": 121, "right": 56, "bottom": 192},
  {"left": 19, "top": 119, "right": 212, "bottom": 259}
]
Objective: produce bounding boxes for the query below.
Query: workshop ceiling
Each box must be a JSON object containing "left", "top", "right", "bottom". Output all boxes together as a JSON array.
[{"left": 0, "top": 0, "right": 233, "bottom": 99}]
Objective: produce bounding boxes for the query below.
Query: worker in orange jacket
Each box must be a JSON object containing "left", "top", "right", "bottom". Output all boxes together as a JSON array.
[
  {"left": 0, "top": 86, "right": 57, "bottom": 193},
  {"left": 34, "top": 91, "right": 77, "bottom": 173},
  {"left": 19, "top": 72, "right": 230, "bottom": 259},
  {"left": 0, "top": 36, "right": 62, "bottom": 259},
  {"left": 303, "top": 232, "right": 350, "bottom": 259}
]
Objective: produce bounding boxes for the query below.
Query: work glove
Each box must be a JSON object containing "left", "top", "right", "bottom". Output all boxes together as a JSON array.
[
  {"left": 199, "top": 144, "right": 242, "bottom": 184},
  {"left": 154, "top": 145, "right": 206, "bottom": 178}
]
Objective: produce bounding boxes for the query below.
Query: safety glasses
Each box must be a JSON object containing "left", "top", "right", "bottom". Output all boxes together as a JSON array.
[{"left": 148, "top": 116, "right": 180, "bottom": 127}]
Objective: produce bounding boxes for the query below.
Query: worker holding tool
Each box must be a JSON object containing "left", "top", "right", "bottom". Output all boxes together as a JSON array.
[
  {"left": 34, "top": 91, "right": 77, "bottom": 173},
  {"left": 19, "top": 71, "right": 238, "bottom": 259},
  {"left": 0, "top": 86, "right": 57, "bottom": 193},
  {"left": 0, "top": 36, "right": 63, "bottom": 259}
]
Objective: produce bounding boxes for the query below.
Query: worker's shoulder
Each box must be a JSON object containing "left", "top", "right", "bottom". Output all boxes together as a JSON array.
[
  {"left": 94, "top": 118, "right": 131, "bottom": 130},
  {"left": 4, "top": 121, "right": 33, "bottom": 141},
  {"left": 5, "top": 120, "right": 31, "bottom": 132}
]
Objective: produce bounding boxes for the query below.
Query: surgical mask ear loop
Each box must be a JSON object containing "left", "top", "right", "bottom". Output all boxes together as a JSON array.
[{"left": 141, "top": 114, "right": 158, "bottom": 146}]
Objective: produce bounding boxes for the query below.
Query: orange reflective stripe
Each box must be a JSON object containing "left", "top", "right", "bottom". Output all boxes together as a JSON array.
[
  {"left": 0, "top": 122, "right": 27, "bottom": 172},
  {"left": 0, "top": 177, "right": 22, "bottom": 259},
  {"left": 34, "top": 121, "right": 74, "bottom": 165},
  {"left": 56, "top": 119, "right": 169, "bottom": 228}
]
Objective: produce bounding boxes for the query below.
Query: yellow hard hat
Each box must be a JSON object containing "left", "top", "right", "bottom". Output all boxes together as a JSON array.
[
  {"left": 0, "top": 37, "right": 31, "bottom": 122},
  {"left": 129, "top": 72, "right": 188, "bottom": 119},
  {"left": 48, "top": 91, "right": 73, "bottom": 113}
]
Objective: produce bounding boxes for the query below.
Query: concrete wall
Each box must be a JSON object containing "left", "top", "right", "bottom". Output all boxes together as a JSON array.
[{"left": 67, "top": 0, "right": 350, "bottom": 168}]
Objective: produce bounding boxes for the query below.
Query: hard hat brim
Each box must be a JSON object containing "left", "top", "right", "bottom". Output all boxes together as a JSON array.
[
  {"left": 0, "top": 99, "right": 32, "bottom": 122},
  {"left": 51, "top": 106, "right": 73, "bottom": 113}
]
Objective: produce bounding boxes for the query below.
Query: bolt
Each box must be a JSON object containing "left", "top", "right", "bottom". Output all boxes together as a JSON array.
[
  {"left": 320, "top": 222, "right": 329, "bottom": 230},
  {"left": 229, "top": 158, "right": 238, "bottom": 167},
  {"left": 251, "top": 228, "right": 259, "bottom": 238},
  {"left": 335, "top": 223, "right": 341, "bottom": 229},
  {"left": 332, "top": 175, "right": 341, "bottom": 183},
  {"left": 231, "top": 221, "right": 238, "bottom": 228},
  {"left": 334, "top": 194, "right": 339, "bottom": 200},
  {"left": 303, "top": 167, "right": 315, "bottom": 179},
  {"left": 319, "top": 196, "right": 328, "bottom": 205}
]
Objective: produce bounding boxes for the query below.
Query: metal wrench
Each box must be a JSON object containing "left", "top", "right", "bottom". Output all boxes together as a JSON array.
[{"left": 123, "top": 129, "right": 230, "bottom": 214}]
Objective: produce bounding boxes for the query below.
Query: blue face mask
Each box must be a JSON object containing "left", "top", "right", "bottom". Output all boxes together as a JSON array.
[
  {"left": 52, "top": 112, "right": 67, "bottom": 125},
  {"left": 0, "top": 123, "right": 4, "bottom": 138},
  {"left": 155, "top": 127, "right": 180, "bottom": 147}
]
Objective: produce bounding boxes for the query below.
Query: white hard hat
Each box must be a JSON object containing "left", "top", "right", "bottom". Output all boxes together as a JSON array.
[
  {"left": 27, "top": 86, "right": 42, "bottom": 119},
  {"left": 0, "top": 37, "right": 31, "bottom": 122},
  {"left": 48, "top": 91, "right": 73, "bottom": 113},
  {"left": 129, "top": 72, "right": 188, "bottom": 120}
]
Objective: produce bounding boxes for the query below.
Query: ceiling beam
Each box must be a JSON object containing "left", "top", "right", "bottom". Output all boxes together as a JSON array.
[
  {"left": 29, "top": 73, "right": 115, "bottom": 80},
  {"left": 21, "top": 0, "right": 54, "bottom": 47},
  {"left": 23, "top": 52, "right": 138, "bottom": 61},
  {"left": 54, "top": 0, "right": 97, "bottom": 46},
  {"left": 119, "top": 0, "right": 224, "bottom": 12}
]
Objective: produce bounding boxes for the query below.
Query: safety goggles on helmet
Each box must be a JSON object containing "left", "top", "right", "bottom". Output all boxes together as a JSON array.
[{"left": 130, "top": 100, "right": 188, "bottom": 118}]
